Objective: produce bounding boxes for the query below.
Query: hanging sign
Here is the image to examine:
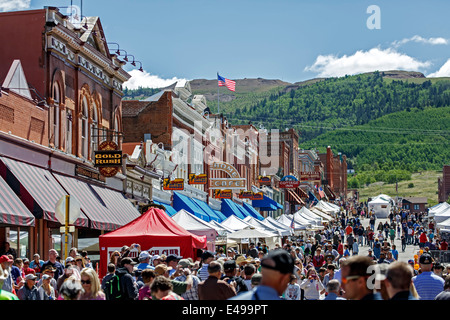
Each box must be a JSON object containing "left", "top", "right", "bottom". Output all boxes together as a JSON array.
[
  {"left": 213, "top": 189, "right": 232, "bottom": 199},
  {"left": 300, "top": 171, "right": 321, "bottom": 181},
  {"left": 95, "top": 141, "right": 122, "bottom": 177},
  {"left": 258, "top": 175, "right": 271, "bottom": 186},
  {"left": 251, "top": 192, "right": 264, "bottom": 200},
  {"left": 163, "top": 178, "right": 184, "bottom": 191},
  {"left": 279, "top": 175, "right": 300, "bottom": 188},
  {"left": 238, "top": 190, "right": 254, "bottom": 199},
  {"left": 188, "top": 173, "right": 207, "bottom": 185}
]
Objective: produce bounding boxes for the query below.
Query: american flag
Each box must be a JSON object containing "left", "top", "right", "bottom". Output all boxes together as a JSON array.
[
  {"left": 217, "top": 74, "right": 236, "bottom": 92},
  {"left": 318, "top": 186, "right": 325, "bottom": 198},
  {"left": 290, "top": 215, "right": 295, "bottom": 229}
]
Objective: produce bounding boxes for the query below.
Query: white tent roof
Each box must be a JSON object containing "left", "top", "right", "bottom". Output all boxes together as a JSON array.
[
  {"left": 437, "top": 216, "right": 450, "bottom": 229},
  {"left": 220, "top": 214, "right": 259, "bottom": 231},
  {"left": 208, "top": 219, "right": 235, "bottom": 235},
  {"left": 228, "top": 227, "right": 278, "bottom": 239},
  {"left": 310, "top": 207, "right": 334, "bottom": 221},
  {"left": 296, "top": 207, "right": 323, "bottom": 224},
  {"left": 244, "top": 216, "right": 286, "bottom": 236},
  {"left": 369, "top": 197, "right": 391, "bottom": 204},
  {"left": 276, "top": 214, "right": 307, "bottom": 230},
  {"left": 172, "top": 209, "right": 218, "bottom": 234},
  {"left": 434, "top": 207, "right": 450, "bottom": 223},
  {"left": 263, "top": 216, "right": 294, "bottom": 235},
  {"left": 315, "top": 201, "right": 339, "bottom": 214},
  {"left": 294, "top": 211, "right": 320, "bottom": 226},
  {"left": 428, "top": 202, "right": 450, "bottom": 217}
]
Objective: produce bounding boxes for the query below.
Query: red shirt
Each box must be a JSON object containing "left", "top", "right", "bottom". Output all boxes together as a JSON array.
[
  {"left": 419, "top": 233, "right": 428, "bottom": 243},
  {"left": 345, "top": 226, "right": 353, "bottom": 235},
  {"left": 441, "top": 241, "right": 448, "bottom": 251}
]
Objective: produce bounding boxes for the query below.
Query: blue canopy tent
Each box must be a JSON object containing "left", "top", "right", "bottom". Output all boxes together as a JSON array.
[
  {"left": 252, "top": 195, "right": 283, "bottom": 211},
  {"left": 220, "top": 198, "right": 247, "bottom": 220},
  {"left": 152, "top": 200, "right": 178, "bottom": 217},
  {"left": 173, "top": 192, "right": 211, "bottom": 222},
  {"left": 242, "top": 202, "right": 265, "bottom": 221},
  {"left": 191, "top": 198, "right": 225, "bottom": 222}
]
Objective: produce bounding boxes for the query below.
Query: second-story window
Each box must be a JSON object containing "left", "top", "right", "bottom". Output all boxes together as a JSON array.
[
  {"left": 81, "top": 97, "right": 89, "bottom": 159},
  {"left": 52, "top": 83, "right": 60, "bottom": 148}
]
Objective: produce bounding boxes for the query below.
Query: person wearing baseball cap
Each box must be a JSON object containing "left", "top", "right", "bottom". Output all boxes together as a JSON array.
[
  {"left": 0, "top": 255, "right": 15, "bottom": 293},
  {"left": 166, "top": 254, "right": 183, "bottom": 276},
  {"left": 17, "top": 273, "right": 41, "bottom": 300},
  {"left": 230, "top": 249, "right": 294, "bottom": 300},
  {"left": 221, "top": 260, "right": 249, "bottom": 295},
  {"left": 114, "top": 257, "right": 139, "bottom": 300},
  {"left": 412, "top": 253, "right": 445, "bottom": 300},
  {"left": 137, "top": 251, "right": 154, "bottom": 271}
]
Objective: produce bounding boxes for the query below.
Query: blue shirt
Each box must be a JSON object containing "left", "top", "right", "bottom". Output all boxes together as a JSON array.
[
  {"left": 412, "top": 271, "right": 445, "bottom": 300},
  {"left": 391, "top": 249, "right": 399, "bottom": 260},
  {"left": 229, "top": 285, "right": 282, "bottom": 300},
  {"left": 136, "top": 262, "right": 154, "bottom": 270},
  {"left": 323, "top": 292, "right": 346, "bottom": 300}
]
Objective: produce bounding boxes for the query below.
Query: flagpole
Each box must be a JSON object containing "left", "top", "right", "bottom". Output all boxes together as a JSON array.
[{"left": 217, "top": 72, "right": 220, "bottom": 114}]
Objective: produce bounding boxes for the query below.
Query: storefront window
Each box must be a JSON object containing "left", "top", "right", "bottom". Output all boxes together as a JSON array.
[{"left": 7, "top": 228, "right": 30, "bottom": 259}]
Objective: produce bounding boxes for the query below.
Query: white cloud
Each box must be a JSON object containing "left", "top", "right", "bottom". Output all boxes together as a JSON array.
[
  {"left": 123, "top": 69, "right": 188, "bottom": 90},
  {"left": 427, "top": 59, "right": 450, "bottom": 77},
  {"left": 392, "top": 35, "right": 448, "bottom": 47},
  {"left": 304, "top": 47, "right": 431, "bottom": 78},
  {"left": 0, "top": 0, "right": 30, "bottom": 12}
]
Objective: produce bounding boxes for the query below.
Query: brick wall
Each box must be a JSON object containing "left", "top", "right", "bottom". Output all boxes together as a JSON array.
[{"left": 0, "top": 90, "right": 48, "bottom": 144}]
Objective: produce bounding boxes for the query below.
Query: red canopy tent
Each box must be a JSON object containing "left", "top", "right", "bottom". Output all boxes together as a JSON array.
[{"left": 98, "top": 207, "right": 206, "bottom": 278}]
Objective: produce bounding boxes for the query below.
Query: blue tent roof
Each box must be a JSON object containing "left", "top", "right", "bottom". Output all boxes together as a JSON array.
[
  {"left": 152, "top": 200, "right": 178, "bottom": 217},
  {"left": 191, "top": 198, "right": 224, "bottom": 222},
  {"left": 252, "top": 195, "right": 283, "bottom": 211},
  {"left": 172, "top": 192, "right": 211, "bottom": 222},
  {"left": 242, "top": 202, "right": 265, "bottom": 221},
  {"left": 220, "top": 199, "right": 247, "bottom": 220}
]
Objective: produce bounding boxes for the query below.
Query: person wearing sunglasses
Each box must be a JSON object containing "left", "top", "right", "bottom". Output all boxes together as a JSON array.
[
  {"left": 340, "top": 256, "right": 382, "bottom": 300},
  {"left": 79, "top": 267, "right": 105, "bottom": 300}
]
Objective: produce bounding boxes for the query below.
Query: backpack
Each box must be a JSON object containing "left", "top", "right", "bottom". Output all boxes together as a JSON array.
[{"left": 104, "top": 274, "right": 123, "bottom": 300}]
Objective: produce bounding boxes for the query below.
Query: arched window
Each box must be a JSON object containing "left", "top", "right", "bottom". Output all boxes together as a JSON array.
[
  {"left": 81, "top": 97, "right": 89, "bottom": 159},
  {"left": 66, "top": 109, "right": 72, "bottom": 154},
  {"left": 52, "top": 83, "right": 60, "bottom": 148},
  {"left": 91, "top": 102, "right": 98, "bottom": 160}
]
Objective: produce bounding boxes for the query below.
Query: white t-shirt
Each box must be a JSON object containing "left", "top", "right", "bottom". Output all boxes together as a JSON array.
[{"left": 284, "top": 283, "right": 301, "bottom": 300}]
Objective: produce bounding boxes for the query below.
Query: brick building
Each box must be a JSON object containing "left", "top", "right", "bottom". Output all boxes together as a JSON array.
[
  {"left": 438, "top": 165, "right": 450, "bottom": 203},
  {"left": 318, "top": 146, "right": 348, "bottom": 201},
  {"left": 0, "top": 7, "right": 140, "bottom": 262}
]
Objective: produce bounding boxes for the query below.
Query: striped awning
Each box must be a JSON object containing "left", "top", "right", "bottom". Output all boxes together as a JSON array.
[
  {"left": 90, "top": 185, "right": 140, "bottom": 226},
  {"left": 0, "top": 157, "right": 89, "bottom": 227},
  {"left": 53, "top": 173, "right": 123, "bottom": 231},
  {"left": 0, "top": 175, "right": 35, "bottom": 226}
]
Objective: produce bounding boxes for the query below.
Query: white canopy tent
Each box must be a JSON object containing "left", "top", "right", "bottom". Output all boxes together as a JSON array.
[
  {"left": 276, "top": 214, "right": 308, "bottom": 231},
  {"left": 171, "top": 209, "right": 218, "bottom": 251},
  {"left": 294, "top": 210, "right": 321, "bottom": 226},
  {"left": 428, "top": 202, "right": 450, "bottom": 218},
  {"left": 262, "top": 216, "right": 294, "bottom": 236},
  {"left": 368, "top": 195, "right": 392, "bottom": 218},
  {"left": 208, "top": 219, "right": 235, "bottom": 236},
  {"left": 309, "top": 207, "right": 334, "bottom": 221},
  {"left": 434, "top": 207, "right": 450, "bottom": 223},
  {"left": 437, "top": 216, "right": 450, "bottom": 230},
  {"left": 227, "top": 227, "right": 278, "bottom": 239},
  {"left": 314, "top": 200, "right": 340, "bottom": 215},
  {"left": 220, "top": 214, "right": 260, "bottom": 231},
  {"left": 243, "top": 216, "right": 287, "bottom": 237},
  {"left": 296, "top": 207, "right": 323, "bottom": 224}
]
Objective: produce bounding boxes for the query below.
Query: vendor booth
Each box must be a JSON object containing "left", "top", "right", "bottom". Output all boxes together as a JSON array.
[
  {"left": 98, "top": 207, "right": 206, "bottom": 278},
  {"left": 368, "top": 195, "right": 392, "bottom": 218},
  {"left": 172, "top": 209, "right": 218, "bottom": 252}
]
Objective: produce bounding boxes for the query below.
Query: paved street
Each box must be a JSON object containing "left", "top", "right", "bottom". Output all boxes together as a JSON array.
[{"left": 357, "top": 216, "right": 418, "bottom": 262}]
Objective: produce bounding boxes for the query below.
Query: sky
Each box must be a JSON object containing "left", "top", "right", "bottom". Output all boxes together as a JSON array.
[{"left": 3, "top": 0, "right": 450, "bottom": 89}]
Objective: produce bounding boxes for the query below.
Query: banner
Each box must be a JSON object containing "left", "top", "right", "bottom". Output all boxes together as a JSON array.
[
  {"left": 300, "top": 171, "right": 321, "bottom": 181},
  {"left": 279, "top": 175, "right": 300, "bottom": 188}
]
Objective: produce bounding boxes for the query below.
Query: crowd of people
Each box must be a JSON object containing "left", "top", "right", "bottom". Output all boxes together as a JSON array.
[{"left": 1, "top": 200, "right": 449, "bottom": 301}]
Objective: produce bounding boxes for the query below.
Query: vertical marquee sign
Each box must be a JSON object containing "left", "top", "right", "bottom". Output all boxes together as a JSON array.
[{"left": 94, "top": 141, "right": 122, "bottom": 177}]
